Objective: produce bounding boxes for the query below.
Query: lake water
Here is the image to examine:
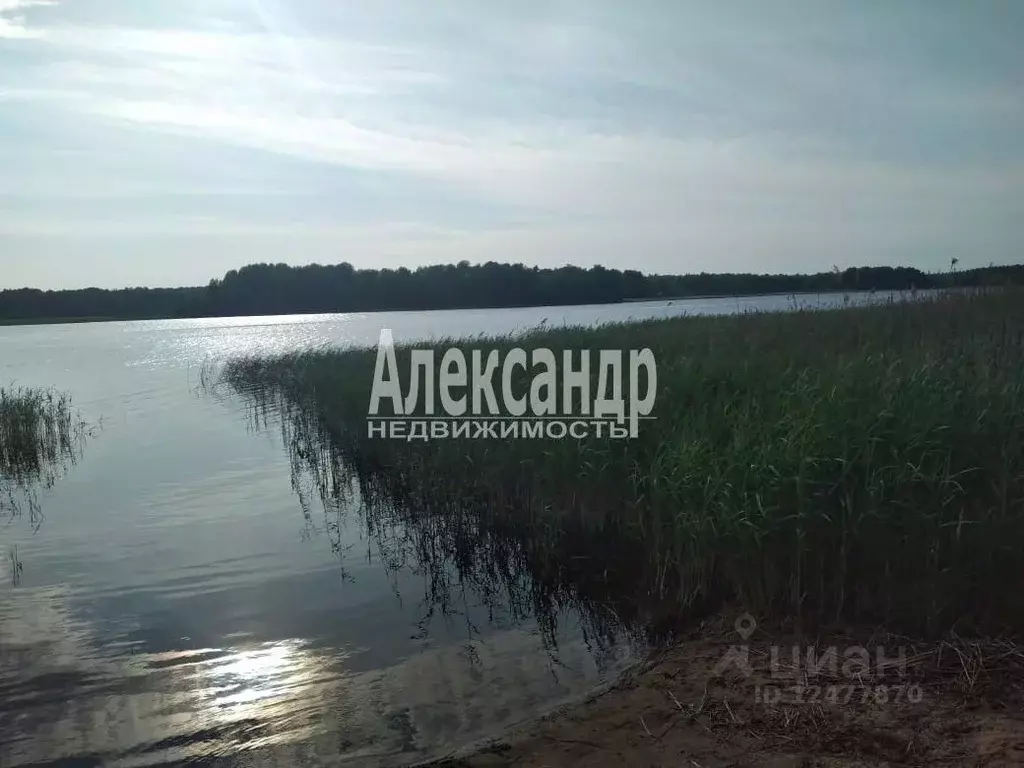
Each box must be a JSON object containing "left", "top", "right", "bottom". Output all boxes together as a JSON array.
[{"left": 0, "top": 292, "right": 898, "bottom": 766}]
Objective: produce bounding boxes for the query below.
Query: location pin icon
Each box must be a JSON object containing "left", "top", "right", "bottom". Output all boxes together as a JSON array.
[{"left": 735, "top": 613, "right": 757, "bottom": 641}]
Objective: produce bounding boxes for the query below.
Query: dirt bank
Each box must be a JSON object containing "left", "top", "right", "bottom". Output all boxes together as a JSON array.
[{"left": 427, "top": 613, "right": 1024, "bottom": 767}]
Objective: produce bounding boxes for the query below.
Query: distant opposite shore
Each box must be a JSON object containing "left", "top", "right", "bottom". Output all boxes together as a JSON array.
[{"left": 1, "top": 259, "right": 1020, "bottom": 327}]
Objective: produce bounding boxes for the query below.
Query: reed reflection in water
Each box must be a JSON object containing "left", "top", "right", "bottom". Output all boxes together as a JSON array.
[{"left": 230, "top": 374, "right": 645, "bottom": 661}]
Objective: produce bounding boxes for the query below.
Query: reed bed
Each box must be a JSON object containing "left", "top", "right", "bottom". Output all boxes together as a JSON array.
[
  {"left": 213, "top": 289, "right": 1024, "bottom": 637},
  {"left": 0, "top": 386, "right": 91, "bottom": 521}
]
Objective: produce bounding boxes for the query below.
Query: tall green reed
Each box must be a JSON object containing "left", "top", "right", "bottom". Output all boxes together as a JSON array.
[
  {"left": 1, "top": 386, "right": 92, "bottom": 523},
  {"left": 213, "top": 289, "right": 1024, "bottom": 636}
]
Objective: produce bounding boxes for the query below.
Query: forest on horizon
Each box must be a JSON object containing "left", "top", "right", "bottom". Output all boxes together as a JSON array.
[{"left": 1, "top": 260, "right": 1021, "bottom": 324}]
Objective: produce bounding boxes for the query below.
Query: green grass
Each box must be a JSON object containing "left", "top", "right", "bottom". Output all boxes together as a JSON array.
[
  {"left": 1, "top": 386, "right": 91, "bottom": 521},
  {"left": 212, "top": 289, "right": 1024, "bottom": 637}
]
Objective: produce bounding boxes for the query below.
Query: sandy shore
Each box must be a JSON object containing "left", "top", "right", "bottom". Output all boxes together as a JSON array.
[{"left": 426, "top": 613, "right": 1024, "bottom": 767}]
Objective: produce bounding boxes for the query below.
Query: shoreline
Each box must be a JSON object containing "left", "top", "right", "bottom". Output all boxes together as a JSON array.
[
  {"left": 426, "top": 612, "right": 1024, "bottom": 766},
  {"left": 0, "top": 287, "right": 926, "bottom": 328}
]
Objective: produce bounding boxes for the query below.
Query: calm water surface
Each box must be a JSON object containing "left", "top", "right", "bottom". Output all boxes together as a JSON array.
[{"left": 0, "top": 293, "right": 894, "bottom": 766}]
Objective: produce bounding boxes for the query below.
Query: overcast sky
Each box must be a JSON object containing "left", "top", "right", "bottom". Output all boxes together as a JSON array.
[{"left": 1, "top": 1, "right": 1021, "bottom": 289}]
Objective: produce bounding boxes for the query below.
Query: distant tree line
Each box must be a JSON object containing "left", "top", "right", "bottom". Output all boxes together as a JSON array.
[{"left": 1, "top": 261, "right": 1021, "bottom": 323}]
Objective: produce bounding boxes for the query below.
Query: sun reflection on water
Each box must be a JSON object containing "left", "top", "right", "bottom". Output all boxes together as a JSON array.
[{"left": 138, "top": 638, "right": 348, "bottom": 760}]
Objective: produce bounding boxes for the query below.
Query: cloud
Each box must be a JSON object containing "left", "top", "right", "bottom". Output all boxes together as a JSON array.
[
  {"left": 1, "top": 0, "right": 1023, "bottom": 288},
  {"left": 0, "top": 0, "right": 54, "bottom": 37},
  {"left": 0, "top": 0, "right": 55, "bottom": 13}
]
